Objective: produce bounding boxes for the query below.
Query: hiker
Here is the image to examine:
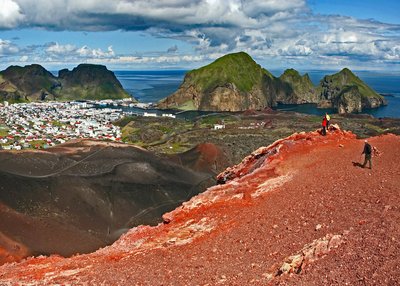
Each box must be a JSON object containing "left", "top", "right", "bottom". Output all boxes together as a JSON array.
[
  {"left": 325, "top": 113, "right": 331, "bottom": 129},
  {"left": 361, "top": 140, "right": 372, "bottom": 169},
  {"left": 321, "top": 116, "right": 327, "bottom": 136}
]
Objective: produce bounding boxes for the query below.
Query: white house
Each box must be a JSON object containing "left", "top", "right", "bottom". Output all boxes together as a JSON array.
[
  {"left": 144, "top": 112, "right": 157, "bottom": 117},
  {"left": 162, "top": 113, "right": 176, "bottom": 119},
  {"left": 213, "top": 124, "right": 225, "bottom": 130}
]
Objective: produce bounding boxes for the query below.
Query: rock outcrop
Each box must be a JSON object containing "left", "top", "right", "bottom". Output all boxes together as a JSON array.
[
  {"left": 276, "top": 68, "right": 318, "bottom": 104},
  {"left": 0, "top": 129, "right": 399, "bottom": 285},
  {"left": 318, "top": 68, "right": 386, "bottom": 113},
  {"left": 157, "top": 52, "right": 277, "bottom": 111},
  {"left": 0, "top": 64, "right": 132, "bottom": 102},
  {"left": 56, "top": 64, "right": 131, "bottom": 100},
  {"left": 0, "top": 64, "right": 59, "bottom": 102}
]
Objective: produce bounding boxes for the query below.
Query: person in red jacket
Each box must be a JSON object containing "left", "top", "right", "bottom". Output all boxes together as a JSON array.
[{"left": 321, "top": 116, "right": 327, "bottom": 136}]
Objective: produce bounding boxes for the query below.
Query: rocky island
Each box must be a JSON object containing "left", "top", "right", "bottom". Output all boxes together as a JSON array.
[
  {"left": 158, "top": 52, "right": 386, "bottom": 113},
  {"left": 318, "top": 68, "right": 386, "bottom": 113},
  {"left": 158, "top": 52, "right": 276, "bottom": 111},
  {"left": 0, "top": 64, "right": 132, "bottom": 102}
]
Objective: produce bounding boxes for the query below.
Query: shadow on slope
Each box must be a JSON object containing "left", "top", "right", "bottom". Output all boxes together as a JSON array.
[{"left": 166, "top": 142, "right": 231, "bottom": 175}]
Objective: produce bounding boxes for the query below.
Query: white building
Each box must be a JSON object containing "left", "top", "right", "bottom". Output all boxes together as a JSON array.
[
  {"left": 162, "top": 113, "right": 176, "bottom": 119},
  {"left": 213, "top": 124, "right": 225, "bottom": 130},
  {"left": 144, "top": 112, "right": 157, "bottom": 117}
]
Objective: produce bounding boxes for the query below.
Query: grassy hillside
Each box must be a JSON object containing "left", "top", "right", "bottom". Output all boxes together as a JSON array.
[
  {"left": 280, "top": 69, "right": 314, "bottom": 93},
  {"left": 0, "top": 64, "right": 132, "bottom": 102},
  {"left": 321, "top": 68, "right": 383, "bottom": 100},
  {"left": 185, "top": 52, "right": 272, "bottom": 93},
  {"left": 57, "top": 64, "right": 131, "bottom": 100},
  {"left": 0, "top": 64, "right": 57, "bottom": 93}
]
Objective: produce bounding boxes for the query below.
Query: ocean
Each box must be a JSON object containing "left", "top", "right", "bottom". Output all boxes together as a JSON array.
[
  {"left": 115, "top": 70, "right": 186, "bottom": 104},
  {"left": 114, "top": 70, "right": 400, "bottom": 118}
]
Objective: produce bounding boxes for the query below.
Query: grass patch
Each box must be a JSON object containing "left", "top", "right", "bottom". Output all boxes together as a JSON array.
[
  {"left": 187, "top": 52, "right": 270, "bottom": 93},
  {"left": 28, "top": 140, "right": 47, "bottom": 148},
  {"left": 364, "top": 123, "right": 386, "bottom": 134},
  {"left": 114, "top": 116, "right": 137, "bottom": 128},
  {"left": 177, "top": 100, "right": 195, "bottom": 111},
  {"left": 0, "top": 125, "right": 9, "bottom": 137},
  {"left": 307, "top": 116, "right": 323, "bottom": 123},
  {"left": 157, "top": 125, "right": 173, "bottom": 133},
  {"left": 51, "top": 120, "right": 63, "bottom": 127},
  {"left": 122, "top": 124, "right": 140, "bottom": 142},
  {"left": 198, "top": 114, "right": 238, "bottom": 126}
]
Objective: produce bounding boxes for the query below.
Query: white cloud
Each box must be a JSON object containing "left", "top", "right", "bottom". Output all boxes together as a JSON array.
[
  {"left": 46, "top": 43, "right": 76, "bottom": 54},
  {"left": 0, "top": 0, "right": 399, "bottom": 69},
  {"left": 0, "top": 39, "right": 19, "bottom": 55},
  {"left": 42, "top": 42, "right": 115, "bottom": 60},
  {"left": 77, "top": 45, "right": 115, "bottom": 58},
  {"left": 0, "top": 0, "right": 24, "bottom": 28},
  {"left": 7, "top": 0, "right": 306, "bottom": 30}
]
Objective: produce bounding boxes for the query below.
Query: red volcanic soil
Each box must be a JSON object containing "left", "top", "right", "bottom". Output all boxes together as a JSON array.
[
  {"left": 168, "top": 142, "right": 230, "bottom": 174},
  {"left": 0, "top": 128, "right": 399, "bottom": 285},
  {"left": 0, "top": 229, "right": 29, "bottom": 264}
]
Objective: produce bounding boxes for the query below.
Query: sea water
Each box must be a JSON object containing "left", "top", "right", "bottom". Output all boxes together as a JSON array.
[
  {"left": 114, "top": 70, "right": 400, "bottom": 118},
  {"left": 115, "top": 70, "right": 186, "bottom": 104}
]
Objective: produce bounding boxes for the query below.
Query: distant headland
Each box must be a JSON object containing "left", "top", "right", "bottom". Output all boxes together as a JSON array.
[{"left": 0, "top": 64, "right": 133, "bottom": 102}]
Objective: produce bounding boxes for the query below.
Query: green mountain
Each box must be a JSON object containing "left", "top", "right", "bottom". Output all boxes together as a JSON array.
[
  {"left": 57, "top": 64, "right": 131, "bottom": 100},
  {"left": 157, "top": 52, "right": 276, "bottom": 111},
  {"left": 318, "top": 68, "right": 386, "bottom": 113},
  {"left": 0, "top": 64, "right": 133, "bottom": 103},
  {"left": 276, "top": 69, "right": 318, "bottom": 104},
  {"left": 0, "top": 64, "right": 59, "bottom": 102},
  {"left": 184, "top": 52, "right": 273, "bottom": 93}
]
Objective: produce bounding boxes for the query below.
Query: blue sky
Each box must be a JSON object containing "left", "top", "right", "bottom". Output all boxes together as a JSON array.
[
  {"left": 0, "top": 0, "right": 399, "bottom": 71},
  {"left": 310, "top": 0, "right": 400, "bottom": 24}
]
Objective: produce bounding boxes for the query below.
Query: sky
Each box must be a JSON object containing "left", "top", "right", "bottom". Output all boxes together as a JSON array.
[{"left": 0, "top": 0, "right": 399, "bottom": 71}]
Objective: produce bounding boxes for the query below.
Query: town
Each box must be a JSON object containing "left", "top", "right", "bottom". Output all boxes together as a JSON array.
[{"left": 0, "top": 100, "right": 132, "bottom": 150}]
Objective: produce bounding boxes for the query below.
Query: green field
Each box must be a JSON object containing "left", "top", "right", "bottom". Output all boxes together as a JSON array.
[{"left": 0, "top": 125, "right": 9, "bottom": 137}]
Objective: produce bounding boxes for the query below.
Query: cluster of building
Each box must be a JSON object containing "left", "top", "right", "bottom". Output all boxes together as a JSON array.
[{"left": 0, "top": 101, "right": 125, "bottom": 150}]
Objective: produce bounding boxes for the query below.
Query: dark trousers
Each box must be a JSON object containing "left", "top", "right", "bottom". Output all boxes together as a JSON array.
[
  {"left": 322, "top": 126, "right": 326, "bottom": 136},
  {"left": 362, "top": 154, "right": 372, "bottom": 169}
]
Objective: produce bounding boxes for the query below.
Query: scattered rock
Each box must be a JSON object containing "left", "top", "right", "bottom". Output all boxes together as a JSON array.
[{"left": 268, "top": 233, "right": 346, "bottom": 279}]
